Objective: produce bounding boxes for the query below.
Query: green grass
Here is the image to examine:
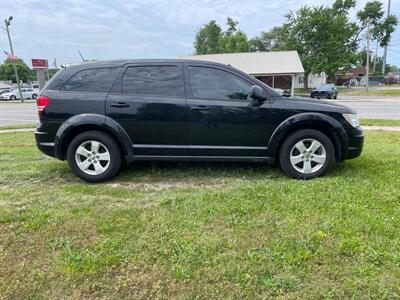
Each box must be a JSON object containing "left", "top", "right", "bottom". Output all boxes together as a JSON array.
[
  {"left": 340, "top": 89, "right": 400, "bottom": 96},
  {"left": 361, "top": 119, "right": 400, "bottom": 127},
  {"left": 0, "top": 123, "right": 37, "bottom": 130},
  {"left": 294, "top": 87, "right": 400, "bottom": 97},
  {"left": 0, "top": 132, "right": 400, "bottom": 298}
]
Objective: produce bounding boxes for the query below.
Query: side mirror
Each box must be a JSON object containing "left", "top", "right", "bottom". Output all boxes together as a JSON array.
[{"left": 250, "top": 85, "right": 267, "bottom": 101}]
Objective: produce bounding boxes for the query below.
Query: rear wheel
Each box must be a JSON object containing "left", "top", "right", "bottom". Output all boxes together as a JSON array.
[
  {"left": 279, "top": 129, "right": 334, "bottom": 179},
  {"left": 10, "top": 95, "right": 16, "bottom": 100},
  {"left": 67, "top": 131, "right": 122, "bottom": 182},
  {"left": 32, "top": 94, "right": 37, "bottom": 99}
]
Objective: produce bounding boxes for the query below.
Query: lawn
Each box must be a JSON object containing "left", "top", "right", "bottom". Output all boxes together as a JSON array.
[
  {"left": 0, "top": 123, "right": 37, "bottom": 130},
  {"left": 294, "top": 86, "right": 400, "bottom": 97},
  {"left": 339, "top": 87, "right": 400, "bottom": 97},
  {"left": 360, "top": 119, "right": 400, "bottom": 127},
  {"left": 0, "top": 131, "right": 399, "bottom": 298}
]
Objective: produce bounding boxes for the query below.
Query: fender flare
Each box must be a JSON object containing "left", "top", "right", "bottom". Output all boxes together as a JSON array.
[
  {"left": 266, "top": 112, "right": 349, "bottom": 160},
  {"left": 54, "top": 114, "right": 133, "bottom": 160}
]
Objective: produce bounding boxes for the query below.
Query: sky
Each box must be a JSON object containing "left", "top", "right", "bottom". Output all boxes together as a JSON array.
[{"left": 0, "top": 0, "right": 399, "bottom": 68}]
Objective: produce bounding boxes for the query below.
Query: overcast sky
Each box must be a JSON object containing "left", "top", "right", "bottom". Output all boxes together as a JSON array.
[{"left": 0, "top": 0, "right": 399, "bottom": 68}]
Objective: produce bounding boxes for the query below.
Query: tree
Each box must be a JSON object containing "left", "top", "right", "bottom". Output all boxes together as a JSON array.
[
  {"left": 0, "top": 58, "right": 33, "bottom": 83},
  {"left": 249, "top": 26, "right": 285, "bottom": 52},
  {"left": 194, "top": 18, "right": 249, "bottom": 54},
  {"left": 194, "top": 20, "right": 223, "bottom": 54},
  {"left": 357, "top": 1, "right": 398, "bottom": 48},
  {"left": 220, "top": 18, "right": 250, "bottom": 53},
  {"left": 356, "top": 1, "right": 398, "bottom": 74},
  {"left": 278, "top": 1, "right": 359, "bottom": 88}
]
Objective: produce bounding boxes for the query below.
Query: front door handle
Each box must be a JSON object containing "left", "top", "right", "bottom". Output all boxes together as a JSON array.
[
  {"left": 190, "top": 105, "right": 209, "bottom": 110},
  {"left": 110, "top": 102, "right": 130, "bottom": 108}
]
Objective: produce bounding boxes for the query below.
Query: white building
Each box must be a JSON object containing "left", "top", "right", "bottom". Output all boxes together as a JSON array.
[
  {"left": 294, "top": 72, "right": 326, "bottom": 89},
  {"left": 181, "top": 51, "right": 326, "bottom": 95},
  {"left": 0, "top": 80, "right": 13, "bottom": 90}
]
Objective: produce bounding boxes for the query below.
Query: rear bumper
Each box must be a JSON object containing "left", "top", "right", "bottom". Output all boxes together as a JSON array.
[{"left": 35, "top": 129, "right": 56, "bottom": 158}]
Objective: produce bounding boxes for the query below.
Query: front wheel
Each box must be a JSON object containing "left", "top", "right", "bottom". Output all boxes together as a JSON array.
[
  {"left": 279, "top": 129, "right": 335, "bottom": 179},
  {"left": 32, "top": 94, "right": 37, "bottom": 99},
  {"left": 67, "top": 131, "right": 122, "bottom": 182},
  {"left": 10, "top": 95, "right": 16, "bottom": 100}
]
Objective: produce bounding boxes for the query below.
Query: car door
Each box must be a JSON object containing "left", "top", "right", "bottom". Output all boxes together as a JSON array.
[
  {"left": 23, "top": 88, "right": 32, "bottom": 98},
  {"left": 106, "top": 63, "right": 188, "bottom": 156},
  {"left": 184, "top": 64, "right": 272, "bottom": 158}
]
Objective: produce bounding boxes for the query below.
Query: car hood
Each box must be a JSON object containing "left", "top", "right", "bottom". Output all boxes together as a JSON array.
[{"left": 277, "top": 96, "right": 356, "bottom": 114}]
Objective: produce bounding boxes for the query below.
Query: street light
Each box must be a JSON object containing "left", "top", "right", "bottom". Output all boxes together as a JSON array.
[{"left": 4, "top": 16, "right": 24, "bottom": 102}]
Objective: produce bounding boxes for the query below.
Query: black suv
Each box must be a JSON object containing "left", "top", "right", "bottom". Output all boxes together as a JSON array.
[{"left": 35, "top": 59, "right": 364, "bottom": 182}]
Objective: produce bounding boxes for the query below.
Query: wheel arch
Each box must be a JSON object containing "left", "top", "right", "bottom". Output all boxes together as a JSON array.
[
  {"left": 54, "top": 114, "right": 133, "bottom": 161},
  {"left": 267, "top": 113, "right": 349, "bottom": 162}
]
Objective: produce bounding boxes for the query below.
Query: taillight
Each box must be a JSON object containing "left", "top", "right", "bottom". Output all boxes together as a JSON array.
[{"left": 37, "top": 95, "right": 51, "bottom": 113}]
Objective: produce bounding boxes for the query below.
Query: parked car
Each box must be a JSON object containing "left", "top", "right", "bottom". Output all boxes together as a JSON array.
[
  {"left": 311, "top": 83, "right": 338, "bottom": 99},
  {"left": 35, "top": 59, "right": 363, "bottom": 182},
  {"left": 0, "top": 88, "right": 39, "bottom": 100},
  {"left": 0, "top": 88, "right": 13, "bottom": 96},
  {"left": 0, "top": 88, "right": 14, "bottom": 100}
]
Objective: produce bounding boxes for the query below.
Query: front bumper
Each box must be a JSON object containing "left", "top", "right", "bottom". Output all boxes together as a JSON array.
[{"left": 346, "top": 126, "right": 364, "bottom": 159}]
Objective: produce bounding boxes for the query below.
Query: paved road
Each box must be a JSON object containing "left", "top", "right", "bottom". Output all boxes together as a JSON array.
[
  {"left": 334, "top": 96, "right": 400, "bottom": 119},
  {"left": 0, "top": 97, "right": 399, "bottom": 127},
  {"left": 0, "top": 102, "right": 38, "bottom": 126}
]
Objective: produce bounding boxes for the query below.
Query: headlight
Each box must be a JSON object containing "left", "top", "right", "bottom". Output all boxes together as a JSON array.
[{"left": 342, "top": 113, "right": 360, "bottom": 127}]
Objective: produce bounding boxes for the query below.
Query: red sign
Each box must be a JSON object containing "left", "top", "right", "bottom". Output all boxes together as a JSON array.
[{"left": 32, "top": 59, "right": 48, "bottom": 69}]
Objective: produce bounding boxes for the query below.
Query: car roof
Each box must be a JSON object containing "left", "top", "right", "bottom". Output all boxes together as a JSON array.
[{"left": 61, "top": 59, "right": 231, "bottom": 71}]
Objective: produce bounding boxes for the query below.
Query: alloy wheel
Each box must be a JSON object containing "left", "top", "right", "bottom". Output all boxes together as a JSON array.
[
  {"left": 75, "top": 140, "right": 111, "bottom": 175},
  {"left": 289, "top": 138, "right": 326, "bottom": 174}
]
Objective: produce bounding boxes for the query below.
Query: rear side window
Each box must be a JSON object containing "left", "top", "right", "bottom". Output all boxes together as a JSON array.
[
  {"left": 62, "top": 67, "right": 120, "bottom": 93},
  {"left": 122, "top": 65, "right": 184, "bottom": 97},
  {"left": 189, "top": 66, "right": 252, "bottom": 100}
]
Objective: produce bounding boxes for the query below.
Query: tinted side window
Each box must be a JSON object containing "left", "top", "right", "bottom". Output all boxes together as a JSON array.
[
  {"left": 62, "top": 67, "right": 120, "bottom": 92},
  {"left": 189, "top": 67, "right": 252, "bottom": 100},
  {"left": 122, "top": 65, "right": 183, "bottom": 97}
]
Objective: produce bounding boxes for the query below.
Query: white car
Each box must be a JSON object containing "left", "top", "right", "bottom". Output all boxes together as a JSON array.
[{"left": 0, "top": 88, "right": 39, "bottom": 100}]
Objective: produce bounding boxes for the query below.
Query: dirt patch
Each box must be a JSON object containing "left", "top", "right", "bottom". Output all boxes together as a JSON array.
[
  {"left": 106, "top": 178, "right": 227, "bottom": 192},
  {"left": 68, "top": 262, "right": 187, "bottom": 299}
]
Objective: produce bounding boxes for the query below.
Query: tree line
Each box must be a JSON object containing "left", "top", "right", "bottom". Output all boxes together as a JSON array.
[
  {"left": 193, "top": 0, "right": 398, "bottom": 88},
  {"left": 0, "top": 58, "right": 58, "bottom": 84}
]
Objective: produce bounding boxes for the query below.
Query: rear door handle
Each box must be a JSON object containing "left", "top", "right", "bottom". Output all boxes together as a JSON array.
[
  {"left": 190, "top": 105, "right": 209, "bottom": 110},
  {"left": 110, "top": 102, "right": 130, "bottom": 108}
]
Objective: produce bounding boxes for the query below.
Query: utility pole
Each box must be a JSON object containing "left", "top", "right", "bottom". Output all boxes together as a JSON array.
[
  {"left": 366, "top": 18, "right": 370, "bottom": 92},
  {"left": 4, "top": 16, "right": 24, "bottom": 102},
  {"left": 382, "top": 0, "right": 391, "bottom": 75},
  {"left": 373, "top": 41, "right": 378, "bottom": 73}
]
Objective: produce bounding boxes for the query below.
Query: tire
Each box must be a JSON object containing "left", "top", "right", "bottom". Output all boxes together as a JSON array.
[
  {"left": 67, "top": 131, "right": 122, "bottom": 182},
  {"left": 279, "top": 129, "right": 335, "bottom": 179},
  {"left": 10, "top": 95, "right": 16, "bottom": 100},
  {"left": 32, "top": 94, "right": 37, "bottom": 99},
  {"left": 333, "top": 95, "right": 337, "bottom": 99}
]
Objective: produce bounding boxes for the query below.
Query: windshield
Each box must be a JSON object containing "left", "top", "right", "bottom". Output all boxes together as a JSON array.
[{"left": 315, "top": 84, "right": 335, "bottom": 91}]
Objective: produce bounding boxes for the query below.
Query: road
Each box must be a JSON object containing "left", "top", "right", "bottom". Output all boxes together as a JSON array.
[
  {"left": 0, "top": 96, "right": 399, "bottom": 127},
  {"left": 333, "top": 96, "right": 400, "bottom": 119},
  {"left": 0, "top": 102, "right": 38, "bottom": 126}
]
